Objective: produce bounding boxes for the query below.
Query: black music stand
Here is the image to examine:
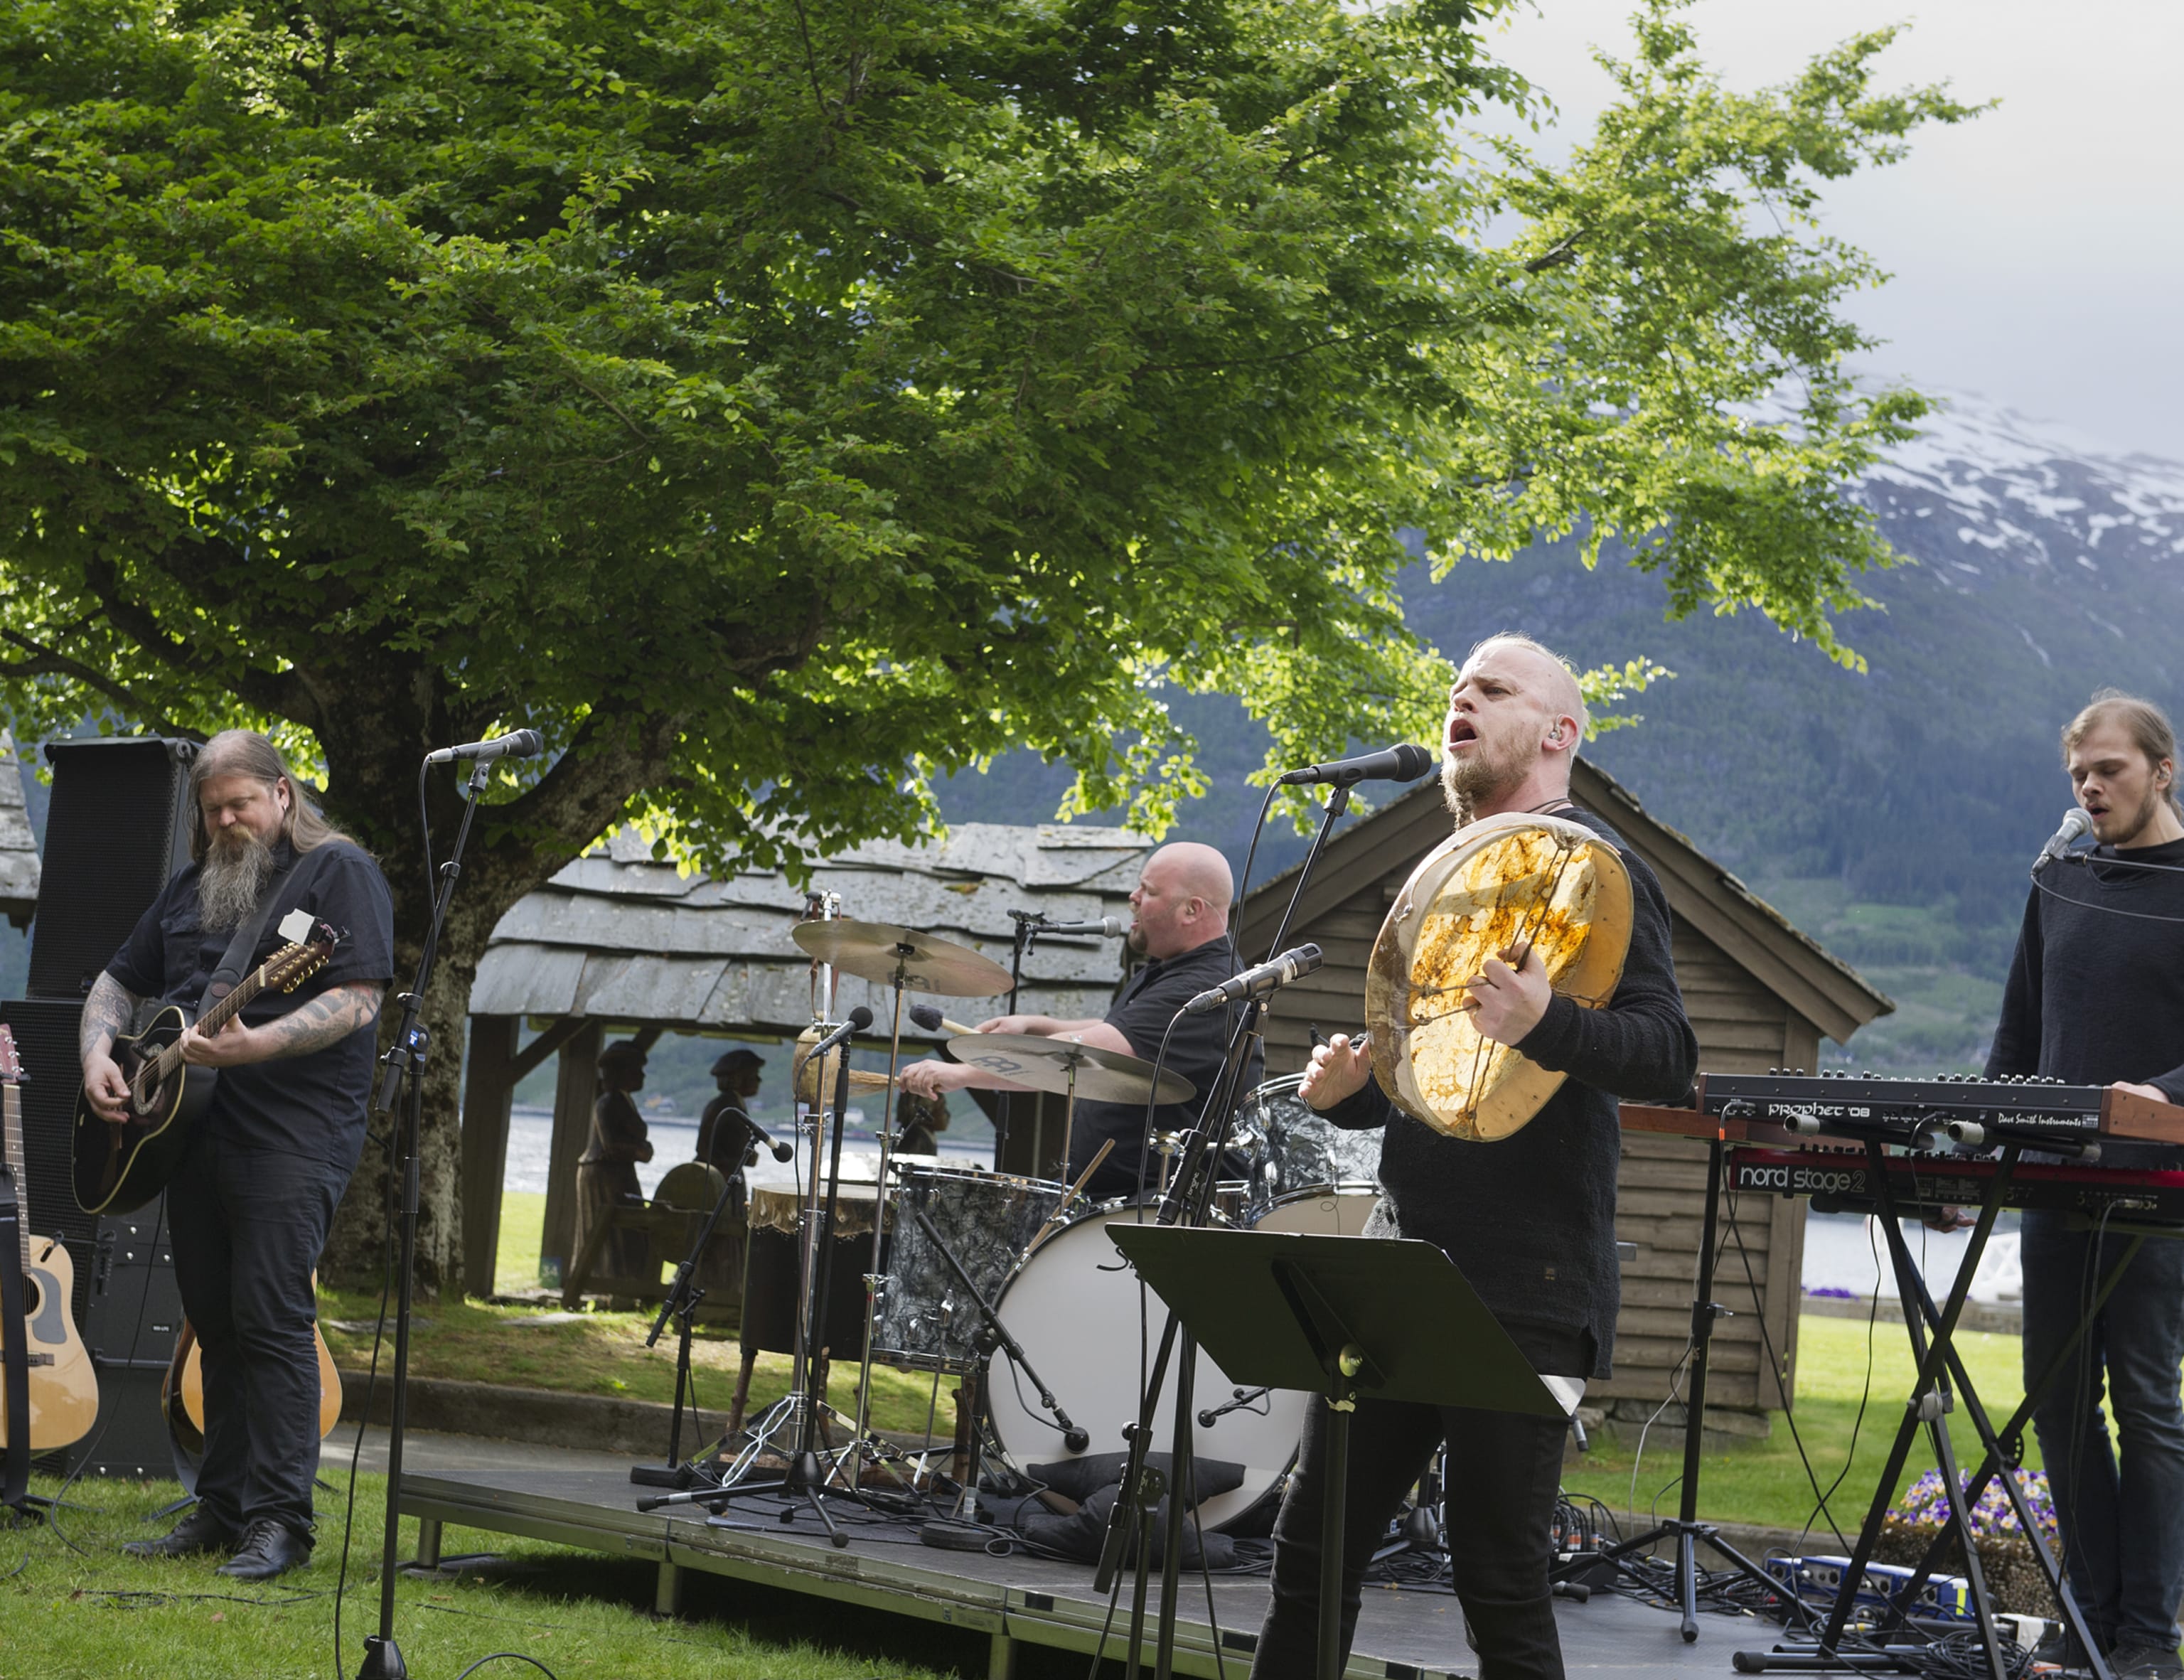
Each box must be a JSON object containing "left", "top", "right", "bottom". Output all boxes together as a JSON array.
[{"left": 1110, "top": 1226, "right": 1576, "bottom": 1680}]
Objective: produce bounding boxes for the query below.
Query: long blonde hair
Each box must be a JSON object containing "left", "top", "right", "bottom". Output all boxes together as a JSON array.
[{"left": 187, "top": 730, "right": 357, "bottom": 862}]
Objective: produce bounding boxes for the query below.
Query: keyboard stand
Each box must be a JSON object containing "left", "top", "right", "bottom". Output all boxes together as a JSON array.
[{"left": 1733, "top": 1137, "right": 2114, "bottom": 1680}]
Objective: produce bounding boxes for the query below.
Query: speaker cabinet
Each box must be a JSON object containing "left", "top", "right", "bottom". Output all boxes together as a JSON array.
[
  {"left": 27, "top": 736, "right": 196, "bottom": 1000},
  {"left": 68, "top": 1205, "right": 186, "bottom": 1482}
]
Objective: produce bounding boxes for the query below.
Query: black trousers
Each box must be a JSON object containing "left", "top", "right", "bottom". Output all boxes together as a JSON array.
[
  {"left": 1250, "top": 1322, "right": 1586, "bottom": 1680},
  {"left": 166, "top": 1138, "right": 347, "bottom": 1537}
]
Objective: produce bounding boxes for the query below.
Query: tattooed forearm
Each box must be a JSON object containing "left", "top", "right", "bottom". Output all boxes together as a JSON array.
[
  {"left": 251, "top": 983, "right": 386, "bottom": 1059},
  {"left": 81, "top": 973, "right": 141, "bottom": 1062}
]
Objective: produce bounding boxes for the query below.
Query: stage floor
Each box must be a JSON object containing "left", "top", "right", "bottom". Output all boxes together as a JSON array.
[{"left": 397, "top": 1462, "right": 1770, "bottom": 1678}]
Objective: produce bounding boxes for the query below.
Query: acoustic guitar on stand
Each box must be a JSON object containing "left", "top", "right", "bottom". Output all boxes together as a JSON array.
[
  {"left": 0, "top": 1022, "right": 98, "bottom": 1452},
  {"left": 71, "top": 913, "right": 338, "bottom": 1216}
]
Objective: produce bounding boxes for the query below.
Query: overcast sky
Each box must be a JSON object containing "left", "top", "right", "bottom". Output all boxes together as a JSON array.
[{"left": 1477, "top": 0, "right": 2184, "bottom": 460}]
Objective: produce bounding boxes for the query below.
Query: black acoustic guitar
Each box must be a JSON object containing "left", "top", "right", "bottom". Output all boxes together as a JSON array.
[{"left": 71, "top": 920, "right": 338, "bottom": 1215}]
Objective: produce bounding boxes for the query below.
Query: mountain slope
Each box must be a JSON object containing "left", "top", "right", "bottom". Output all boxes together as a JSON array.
[{"left": 942, "top": 393, "right": 2184, "bottom": 1070}]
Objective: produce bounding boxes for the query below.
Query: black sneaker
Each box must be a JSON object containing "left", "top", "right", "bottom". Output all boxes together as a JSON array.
[
  {"left": 215, "top": 1518, "right": 313, "bottom": 1580},
  {"left": 2107, "top": 1644, "right": 2184, "bottom": 1680},
  {"left": 122, "top": 1507, "right": 239, "bottom": 1559}
]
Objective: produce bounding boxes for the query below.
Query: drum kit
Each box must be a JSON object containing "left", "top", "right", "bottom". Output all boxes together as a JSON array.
[{"left": 649, "top": 810, "right": 1635, "bottom": 1543}]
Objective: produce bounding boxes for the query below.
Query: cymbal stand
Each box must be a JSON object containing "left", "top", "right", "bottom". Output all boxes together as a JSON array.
[
  {"left": 636, "top": 1026, "right": 864, "bottom": 1542},
  {"left": 840, "top": 950, "right": 931, "bottom": 1495}
]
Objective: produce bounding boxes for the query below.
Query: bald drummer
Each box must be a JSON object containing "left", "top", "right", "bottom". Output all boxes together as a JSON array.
[{"left": 898, "top": 842, "right": 1260, "bottom": 1199}]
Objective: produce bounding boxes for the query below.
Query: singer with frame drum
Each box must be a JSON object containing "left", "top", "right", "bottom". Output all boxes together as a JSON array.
[
  {"left": 899, "top": 842, "right": 1260, "bottom": 1200},
  {"left": 1251, "top": 636, "right": 1698, "bottom": 1680},
  {"left": 1984, "top": 692, "right": 2184, "bottom": 1680}
]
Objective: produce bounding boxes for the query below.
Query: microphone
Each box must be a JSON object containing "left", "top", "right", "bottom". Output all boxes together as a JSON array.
[
  {"left": 2035, "top": 808, "right": 2093, "bottom": 871},
  {"left": 1182, "top": 944, "right": 1322, "bottom": 1015},
  {"left": 426, "top": 729, "right": 545, "bottom": 765},
  {"left": 744, "top": 1120, "right": 796, "bottom": 1164},
  {"left": 806, "top": 1006, "right": 874, "bottom": 1058},
  {"left": 1275, "top": 744, "right": 1435, "bottom": 788},
  {"left": 1037, "top": 916, "right": 1123, "bottom": 936}
]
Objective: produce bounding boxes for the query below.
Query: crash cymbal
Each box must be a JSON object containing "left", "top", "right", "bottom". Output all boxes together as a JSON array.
[
  {"left": 946, "top": 1033, "right": 1197, "bottom": 1107},
  {"left": 791, "top": 919, "right": 1012, "bottom": 997}
]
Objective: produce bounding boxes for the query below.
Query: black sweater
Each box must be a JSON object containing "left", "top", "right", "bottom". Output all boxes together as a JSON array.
[
  {"left": 1986, "top": 835, "right": 2184, "bottom": 1171},
  {"left": 1319, "top": 807, "right": 1698, "bottom": 1378}
]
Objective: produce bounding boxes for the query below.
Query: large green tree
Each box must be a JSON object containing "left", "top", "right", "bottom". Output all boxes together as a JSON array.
[{"left": 0, "top": 0, "right": 1972, "bottom": 1287}]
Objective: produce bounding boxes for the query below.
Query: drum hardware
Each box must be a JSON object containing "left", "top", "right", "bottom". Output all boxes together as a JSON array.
[
  {"left": 1197, "top": 1385, "right": 1270, "bottom": 1428},
  {"left": 909, "top": 1202, "right": 1089, "bottom": 1455},
  {"left": 1021, "top": 1139, "right": 1115, "bottom": 1259},
  {"left": 946, "top": 1033, "right": 1195, "bottom": 1184},
  {"left": 638, "top": 1006, "right": 881, "bottom": 1541},
  {"left": 790, "top": 919, "right": 1012, "bottom": 1492},
  {"left": 1363, "top": 811, "right": 1633, "bottom": 1143}
]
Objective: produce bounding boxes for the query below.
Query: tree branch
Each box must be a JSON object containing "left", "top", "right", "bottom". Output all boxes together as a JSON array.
[{"left": 0, "top": 628, "right": 204, "bottom": 739}]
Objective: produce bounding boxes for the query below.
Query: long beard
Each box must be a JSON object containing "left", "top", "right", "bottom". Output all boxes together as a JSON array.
[
  {"left": 199, "top": 832, "right": 276, "bottom": 931},
  {"left": 1441, "top": 746, "right": 1524, "bottom": 830}
]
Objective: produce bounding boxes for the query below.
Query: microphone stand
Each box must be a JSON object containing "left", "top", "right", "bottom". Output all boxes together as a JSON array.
[
  {"left": 1000, "top": 910, "right": 1045, "bottom": 1171},
  {"left": 1091, "top": 784, "right": 1353, "bottom": 1680},
  {"left": 356, "top": 757, "right": 494, "bottom": 1680}
]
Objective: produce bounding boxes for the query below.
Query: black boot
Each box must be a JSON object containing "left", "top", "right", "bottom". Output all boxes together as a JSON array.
[
  {"left": 1461, "top": 1594, "right": 1565, "bottom": 1680},
  {"left": 122, "top": 1506, "right": 239, "bottom": 1559},
  {"left": 216, "top": 1518, "right": 313, "bottom": 1580}
]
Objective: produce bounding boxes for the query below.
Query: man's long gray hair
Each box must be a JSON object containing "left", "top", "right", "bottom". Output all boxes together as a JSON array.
[{"left": 190, "top": 731, "right": 355, "bottom": 929}]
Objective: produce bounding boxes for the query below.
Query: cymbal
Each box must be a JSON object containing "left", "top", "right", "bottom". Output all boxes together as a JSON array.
[
  {"left": 946, "top": 1033, "right": 1197, "bottom": 1107},
  {"left": 791, "top": 918, "right": 1013, "bottom": 997}
]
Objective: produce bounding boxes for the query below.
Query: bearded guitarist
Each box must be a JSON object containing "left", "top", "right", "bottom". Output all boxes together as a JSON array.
[{"left": 77, "top": 730, "right": 392, "bottom": 1580}]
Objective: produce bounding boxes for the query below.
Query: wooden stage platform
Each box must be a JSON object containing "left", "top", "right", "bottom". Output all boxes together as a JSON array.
[{"left": 397, "top": 1462, "right": 1765, "bottom": 1679}]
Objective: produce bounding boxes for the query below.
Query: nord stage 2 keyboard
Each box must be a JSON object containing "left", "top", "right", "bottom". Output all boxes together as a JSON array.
[{"left": 1691, "top": 1071, "right": 2184, "bottom": 1151}]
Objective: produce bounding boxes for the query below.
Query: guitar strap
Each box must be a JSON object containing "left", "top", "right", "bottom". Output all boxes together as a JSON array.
[
  {"left": 203, "top": 866, "right": 291, "bottom": 1007},
  {"left": 0, "top": 1167, "right": 28, "bottom": 1509}
]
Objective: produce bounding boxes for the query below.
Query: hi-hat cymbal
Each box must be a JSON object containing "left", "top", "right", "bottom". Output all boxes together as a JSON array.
[
  {"left": 946, "top": 1033, "right": 1197, "bottom": 1107},
  {"left": 791, "top": 919, "right": 1012, "bottom": 997}
]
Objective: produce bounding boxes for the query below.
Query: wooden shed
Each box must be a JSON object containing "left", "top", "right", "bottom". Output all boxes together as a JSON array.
[{"left": 1233, "top": 759, "right": 1893, "bottom": 1411}]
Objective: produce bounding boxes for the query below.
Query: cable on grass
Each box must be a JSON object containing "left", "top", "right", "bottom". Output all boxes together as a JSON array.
[{"left": 454, "top": 1657, "right": 559, "bottom": 1680}]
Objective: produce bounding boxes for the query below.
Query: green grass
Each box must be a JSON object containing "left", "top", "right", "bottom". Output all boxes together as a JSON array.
[
  {"left": 1561, "top": 1312, "right": 2040, "bottom": 1534},
  {"left": 318, "top": 1189, "right": 961, "bottom": 1437},
  {"left": 2, "top": 1470, "right": 973, "bottom": 1680}
]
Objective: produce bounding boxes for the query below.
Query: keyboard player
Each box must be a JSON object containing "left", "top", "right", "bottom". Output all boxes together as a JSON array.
[{"left": 1986, "top": 692, "right": 2184, "bottom": 1680}]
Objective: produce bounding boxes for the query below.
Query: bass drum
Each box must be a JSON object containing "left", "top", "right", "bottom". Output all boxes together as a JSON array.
[
  {"left": 987, "top": 1202, "right": 1306, "bottom": 1532},
  {"left": 1251, "top": 1187, "right": 1379, "bottom": 1237}
]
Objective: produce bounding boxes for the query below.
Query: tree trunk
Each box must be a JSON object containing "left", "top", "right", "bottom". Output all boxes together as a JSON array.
[{"left": 309, "top": 704, "right": 677, "bottom": 1297}]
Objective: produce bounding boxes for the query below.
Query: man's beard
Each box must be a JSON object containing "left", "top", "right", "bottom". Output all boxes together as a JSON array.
[
  {"left": 1440, "top": 741, "right": 1525, "bottom": 828},
  {"left": 200, "top": 830, "right": 276, "bottom": 931}
]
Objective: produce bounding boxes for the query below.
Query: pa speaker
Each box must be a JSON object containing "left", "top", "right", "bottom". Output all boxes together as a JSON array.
[{"left": 27, "top": 736, "right": 196, "bottom": 1000}]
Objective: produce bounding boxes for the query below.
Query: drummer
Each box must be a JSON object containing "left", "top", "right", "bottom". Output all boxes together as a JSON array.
[{"left": 898, "top": 842, "right": 1260, "bottom": 1200}]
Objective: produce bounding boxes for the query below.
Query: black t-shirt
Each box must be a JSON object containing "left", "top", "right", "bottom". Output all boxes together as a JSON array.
[
  {"left": 1066, "top": 932, "right": 1263, "bottom": 1199},
  {"left": 1986, "top": 834, "right": 2184, "bottom": 1171},
  {"left": 106, "top": 838, "right": 396, "bottom": 1172}
]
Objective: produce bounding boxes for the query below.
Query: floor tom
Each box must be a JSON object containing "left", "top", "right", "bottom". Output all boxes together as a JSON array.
[{"left": 873, "top": 1165, "right": 1068, "bottom": 1373}]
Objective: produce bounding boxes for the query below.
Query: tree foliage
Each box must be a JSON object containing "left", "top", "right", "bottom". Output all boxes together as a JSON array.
[{"left": 0, "top": 0, "right": 1976, "bottom": 1285}]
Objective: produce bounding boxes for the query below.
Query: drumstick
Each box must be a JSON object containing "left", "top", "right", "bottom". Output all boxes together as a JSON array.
[{"left": 1023, "top": 1139, "right": 1116, "bottom": 1258}]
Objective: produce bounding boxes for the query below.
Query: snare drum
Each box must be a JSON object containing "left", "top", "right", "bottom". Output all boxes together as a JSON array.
[
  {"left": 1238, "top": 1074, "right": 1381, "bottom": 1223},
  {"left": 873, "top": 1165, "right": 1067, "bottom": 1373},
  {"left": 985, "top": 1200, "right": 1307, "bottom": 1533}
]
